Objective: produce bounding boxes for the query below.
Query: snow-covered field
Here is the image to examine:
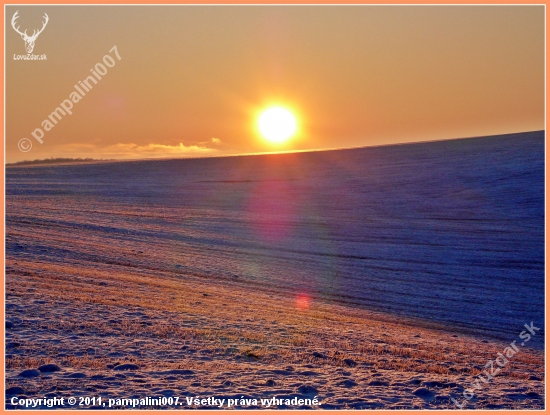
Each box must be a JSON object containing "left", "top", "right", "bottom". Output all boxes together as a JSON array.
[{"left": 5, "top": 131, "right": 545, "bottom": 409}]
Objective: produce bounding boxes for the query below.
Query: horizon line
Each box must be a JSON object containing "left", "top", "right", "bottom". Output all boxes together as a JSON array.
[{"left": 7, "top": 129, "right": 544, "bottom": 167}]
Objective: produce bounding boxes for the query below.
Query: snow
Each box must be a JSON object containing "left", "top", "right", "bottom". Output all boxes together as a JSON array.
[{"left": 7, "top": 131, "right": 543, "bottom": 342}]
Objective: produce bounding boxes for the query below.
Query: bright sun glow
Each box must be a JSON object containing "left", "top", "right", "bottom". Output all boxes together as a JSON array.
[{"left": 258, "top": 106, "right": 297, "bottom": 144}]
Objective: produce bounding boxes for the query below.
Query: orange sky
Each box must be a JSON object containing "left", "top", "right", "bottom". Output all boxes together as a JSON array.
[{"left": 6, "top": 5, "right": 544, "bottom": 162}]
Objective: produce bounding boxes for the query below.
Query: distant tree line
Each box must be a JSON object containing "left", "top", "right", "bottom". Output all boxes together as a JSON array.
[{"left": 7, "top": 157, "right": 107, "bottom": 166}]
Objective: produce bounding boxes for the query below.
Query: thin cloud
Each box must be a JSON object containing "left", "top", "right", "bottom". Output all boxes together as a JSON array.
[{"left": 56, "top": 142, "right": 217, "bottom": 159}]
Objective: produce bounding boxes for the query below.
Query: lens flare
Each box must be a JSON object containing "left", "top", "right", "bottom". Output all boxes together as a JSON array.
[{"left": 296, "top": 294, "right": 311, "bottom": 310}]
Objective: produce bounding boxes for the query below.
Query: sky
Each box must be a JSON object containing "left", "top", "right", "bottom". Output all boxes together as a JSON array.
[{"left": 6, "top": 5, "right": 544, "bottom": 163}]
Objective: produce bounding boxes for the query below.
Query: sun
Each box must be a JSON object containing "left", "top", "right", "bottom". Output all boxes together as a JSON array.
[{"left": 257, "top": 106, "right": 297, "bottom": 144}]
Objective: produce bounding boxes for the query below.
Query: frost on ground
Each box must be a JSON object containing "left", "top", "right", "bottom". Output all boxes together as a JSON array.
[
  {"left": 5, "top": 264, "right": 545, "bottom": 409},
  {"left": 5, "top": 132, "right": 545, "bottom": 409}
]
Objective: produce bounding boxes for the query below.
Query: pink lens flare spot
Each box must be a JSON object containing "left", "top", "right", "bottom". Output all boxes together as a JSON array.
[{"left": 296, "top": 294, "right": 311, "bottom": 310}]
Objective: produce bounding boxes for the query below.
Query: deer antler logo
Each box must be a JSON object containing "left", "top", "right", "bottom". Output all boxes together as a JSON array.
[{"left": 11, "top": 11, "right": 49, "bottom": 54}]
